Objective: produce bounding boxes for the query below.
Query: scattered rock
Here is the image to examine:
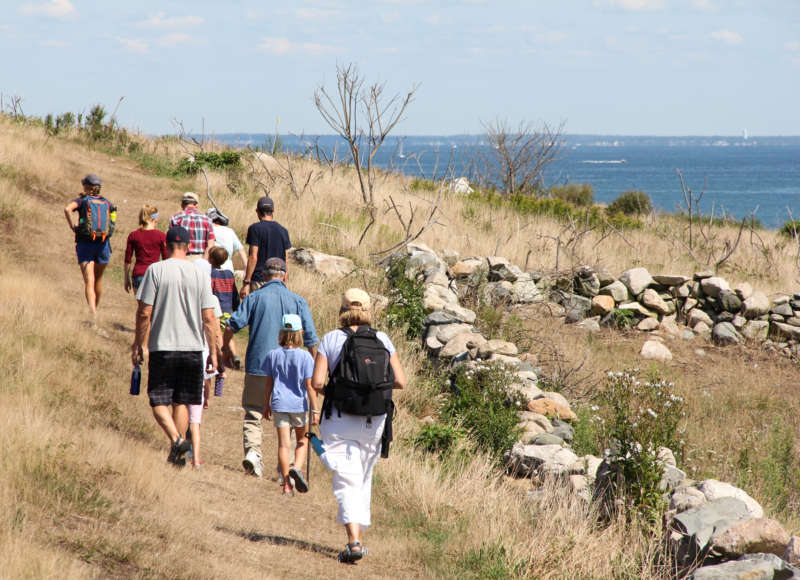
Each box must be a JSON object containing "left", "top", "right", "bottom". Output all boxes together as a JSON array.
[
  {"left": 733, "top": 282, "right": 754, "bottom": 300},
  {"left": 443, "top": 303, "right": 477, "bottom": 324},
  {"left": 485, "top": 339, "right": 519, "bottom": 356},
  {"left": 450, "top": 258, "right": 485, "bottom": 279},
  {"left": 689, "top": 556, "right": 779, "bottom": 580},
  {"left": 436, "top": 323, "right": 474, "bottom": 344},
  {"left": 719, "top": 290, "right": 743, "bottom": 313},
  {"left": 288, "top": 248, "right": 356, "bottom": 279},
  {"left": 641, "top": 340, "right": 673, "bottom": 361},
  {"left": 550, "top": 418, "right": 574, "bottom": 442},
  {"left": 575, "top": 317, "right": 601, "bottom": 332}
]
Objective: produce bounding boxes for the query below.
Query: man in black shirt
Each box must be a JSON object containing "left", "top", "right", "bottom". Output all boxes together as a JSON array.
[{"left": 240, "top": 196, "right": 291, "bottom": 298}]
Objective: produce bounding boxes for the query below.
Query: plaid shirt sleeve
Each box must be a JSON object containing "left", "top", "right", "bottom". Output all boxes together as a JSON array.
[{"left": 175, "top": 209, "right": 214, "bottom": 254}]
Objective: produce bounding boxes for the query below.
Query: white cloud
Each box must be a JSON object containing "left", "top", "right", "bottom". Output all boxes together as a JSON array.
[
  {"left": 533, "top": 30, "right": 567, "bottom": 45},
  {"left": 424, "top": 13, "right": 441, "bottom": 25},
  {"left": 156, "top": 33, "right": 194, "bottom": 47},
  {"left": 137, "top": 13, "right": 204, "bottom": 29},
  {"left": 691, "top": 0, "right": 716, "bottom": 11},
  {"left": 711, "top": 29, "right": 743, "bottom": 45},
  {"left": 257, "top": 37, "right": 340, "bottom": 56},
  {"left": 592, "top": 0, "right": 664, "bottom": 11},
  {"left": 785, "top": 41, "right": 800, "bottom": 52},
  {"left": 296, "top": 7, "right": 341, "bottom": 20},
  {"left": 116, "top": 37, "right": 149, "bottom": 54},
  {"left": 40, "top": 39, "right": 68, "bottom": 47},
  {"left": 19, "top": 0, "right": 75, "bottom": 18}
]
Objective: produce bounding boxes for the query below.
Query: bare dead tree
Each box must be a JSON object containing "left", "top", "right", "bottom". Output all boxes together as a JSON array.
[
  {"left": 483, "top": 118, "right": 565, "bottom": 197},
  {"left": 676, "top": 169, "right": 708, "bottom": 251},
  {"left": 314, "top": 63, "right": 418, "bottom": 244}
]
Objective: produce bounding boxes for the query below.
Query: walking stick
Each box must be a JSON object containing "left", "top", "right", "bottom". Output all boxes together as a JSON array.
[{"left": 305, "top": 409, "right": 312, "bottom": 489}]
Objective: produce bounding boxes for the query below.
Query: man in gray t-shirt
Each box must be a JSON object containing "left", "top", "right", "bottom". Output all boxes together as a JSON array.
[{"left": 132, "top": 226, "right": 217, "bottom": 466}]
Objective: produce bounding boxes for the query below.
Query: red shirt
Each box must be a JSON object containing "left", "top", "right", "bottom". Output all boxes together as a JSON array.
[
  {"left": 125, "top": 229, "right": 167, "bottom": 277},
  {"left": 168, "top": 207, "right": 215, "bottom": 255}
]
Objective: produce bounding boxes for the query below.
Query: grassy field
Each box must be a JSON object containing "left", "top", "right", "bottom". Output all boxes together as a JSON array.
[{"left": 0, "top": 115, "right": 798, "bottom": 578}]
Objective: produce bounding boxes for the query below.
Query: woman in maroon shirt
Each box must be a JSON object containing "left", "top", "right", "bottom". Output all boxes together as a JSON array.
[{"left": 124, "top": 204, "right": 167, "bottom": 293}]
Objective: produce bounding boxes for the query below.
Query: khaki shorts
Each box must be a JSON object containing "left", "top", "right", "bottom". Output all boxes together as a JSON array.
[{"left": 273, "top": 411, "right": 306, "bottom": 429}]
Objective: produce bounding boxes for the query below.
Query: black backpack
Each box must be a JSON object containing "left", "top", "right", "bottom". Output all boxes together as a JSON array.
[{"left": 323, "top": 326, "right": 394, "bottom": 418}]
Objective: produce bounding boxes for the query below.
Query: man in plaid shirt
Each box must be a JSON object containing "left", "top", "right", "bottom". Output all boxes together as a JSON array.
[{"left": 169, "top": 192, "right": 216, "bottom": 259}]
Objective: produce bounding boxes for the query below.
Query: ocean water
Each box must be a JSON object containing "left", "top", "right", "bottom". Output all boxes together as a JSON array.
[{"left": 217, "top": 134, "right": 800, "bottom": 229}]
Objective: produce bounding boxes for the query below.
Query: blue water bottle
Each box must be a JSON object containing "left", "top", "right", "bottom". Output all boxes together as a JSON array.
[
  {"left": 130, "top": 365, "right": 141, "bottom": 396},
  {"left": 214, "top": 374, "right": 224, "bottom": 397}
]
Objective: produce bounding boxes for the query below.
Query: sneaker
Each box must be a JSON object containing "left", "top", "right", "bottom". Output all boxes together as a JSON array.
[
  {"left": 242, "top": 450, "right": 263, "bottom": 478},
  {"left": 232, "top": 355, "right": 241, "bottom": 370},
  {"left": 288, "top": 467, "right": 309, "bottom": 493},
  {"left": 168, "top": 437, "right": 192, "bottom": 466},
  {"left": 276, "top": 465, "right": 284, "bottom": 485}
]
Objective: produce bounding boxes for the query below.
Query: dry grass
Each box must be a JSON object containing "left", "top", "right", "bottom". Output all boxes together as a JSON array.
[{"left": 1, "top": 115, "right": 798, "bottom": 578}]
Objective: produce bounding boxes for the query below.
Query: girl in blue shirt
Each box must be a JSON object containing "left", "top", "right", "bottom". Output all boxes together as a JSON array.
[{"left": 263, "top": 314, "right": 319, "bottom": 495}]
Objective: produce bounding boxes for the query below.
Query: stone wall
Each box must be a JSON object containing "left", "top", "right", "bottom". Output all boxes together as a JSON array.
[{"left": 291, "top": 243, "right": 800, "bottom": 577}]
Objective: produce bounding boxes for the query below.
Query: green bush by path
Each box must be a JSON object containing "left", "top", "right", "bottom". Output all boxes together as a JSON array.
[
  {"left": 548, "top": 183, "right": 594, "bottom": 207},
  {"left": 607, "top": 190, "right": 652, "bottom": 216}
]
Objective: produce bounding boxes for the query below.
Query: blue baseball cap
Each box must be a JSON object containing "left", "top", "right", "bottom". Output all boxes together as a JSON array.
[{"left": 281, "top": 313, "right": 302, "bottom": 332}]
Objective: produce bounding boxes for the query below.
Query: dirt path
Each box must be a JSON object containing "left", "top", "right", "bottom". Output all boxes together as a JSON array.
[{"left": 33, "top": 152, "right": 422, "bottom": 579}]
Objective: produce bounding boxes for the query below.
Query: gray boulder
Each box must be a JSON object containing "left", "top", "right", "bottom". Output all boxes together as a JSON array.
[
  {"left": 574, "top": 267, "right": 600, "bottom": 297},
  {"left": 697, "top": 479, "right": 764, "bottom": 518},
  {"left": 700, "top": 277, "right": 731, "bottom": 298},
  {"left": 770, "top": 322, "right": 800, "bottom": 342},
  {"left": 599, "top": 280, "right": 629, "bottom": 302},
  {"left": 654, "top": 274, "right": 690, "bottom": 286},
  {"left": 670, "top": 497, "right": 753, "bottom": 571},
  {"left": 641, "top": 288, "right": 673, "bottom": 315},
  {"left": 712, "top": 322, "right": 743, "bottom": 346},
  {"left": 512, "top": 279, "right": 542, "bottom": 303},
  {"left": 619, "top": 267, "right": 654, "bottom": 296},
  {"left": 743, "top": 292, "right": 771, "bottom": 318},
  {"left": 719, "top": 290, "right": 743, "bottom": 313},
  {"left": 742, "top": 320, "right": 770, "bottom": 341},
  {"left": 507, "top": 442, "right": 579, "bottom": 477},
  {"left": 691, "top": 553, "right": 800, "bottom": 580},
  {"left": 772, "top": 302, "right": 794, "bottom": 318},
  {"left": 529, "top": 433, "right": 564, "bottom": 446},
  {"left": 550, "top": 418, "right": 575, "bottom": 442},
  {"left": 289, "top": 248, "right": 356, "bottom": 279}
]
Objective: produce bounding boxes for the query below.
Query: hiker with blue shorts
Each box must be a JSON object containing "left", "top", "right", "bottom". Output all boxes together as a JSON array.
[{"left": 63, "top": 174, "right": 117, "bottom": 322}]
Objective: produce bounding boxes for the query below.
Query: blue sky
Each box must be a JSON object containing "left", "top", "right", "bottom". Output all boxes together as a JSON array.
[{"left": 3, "top": 0, "right": 799, "bottom": 136}]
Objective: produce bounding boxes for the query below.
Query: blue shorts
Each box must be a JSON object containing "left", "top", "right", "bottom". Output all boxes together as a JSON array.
[
  {"left": 132, "top": 275, "right": 144, "bottom": 290},
  {"left": 75, "top": 240, "right": 111, "bottom": 264}
]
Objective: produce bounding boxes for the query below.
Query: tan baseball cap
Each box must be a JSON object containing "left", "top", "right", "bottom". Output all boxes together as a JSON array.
[
  {"left": 182, "top": 191, "right": 199, "bottom": 204},
  {"left": 341, "top": 288, "right": 371, "bottom": 311}
]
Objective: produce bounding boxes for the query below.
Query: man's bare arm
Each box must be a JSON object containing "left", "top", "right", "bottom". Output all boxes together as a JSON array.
[{"left": 132, "top": 301, "right": 153, "bottom": 365}]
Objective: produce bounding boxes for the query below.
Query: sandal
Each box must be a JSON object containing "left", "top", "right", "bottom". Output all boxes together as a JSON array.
[
  {"left": 338, "top": 541, "right": 366, "bottom": 563},
  {"left": 282, "top": 483, "right": 294, "bottom": 496}
]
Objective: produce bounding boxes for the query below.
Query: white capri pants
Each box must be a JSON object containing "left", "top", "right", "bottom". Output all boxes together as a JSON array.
[{"left": 318, "top": 412, "right": 387, "bottom": 527}]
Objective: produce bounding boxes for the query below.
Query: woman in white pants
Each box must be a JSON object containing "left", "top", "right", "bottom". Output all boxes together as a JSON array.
[{"left": 311, "top": 288, "right": 406, "bottom": 564}]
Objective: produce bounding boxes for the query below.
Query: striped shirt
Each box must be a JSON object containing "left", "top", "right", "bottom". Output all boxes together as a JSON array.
[{"left": 168, "top": 206, "right": 215, "bottom": 254}]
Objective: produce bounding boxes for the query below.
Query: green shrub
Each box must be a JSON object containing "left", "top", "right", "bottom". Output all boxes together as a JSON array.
[
  {"left": 175, "top": 151, "right": 243, "bottom": 175},
  {"left": 441, "top": 363, "right": 524, "bottom": 458},
  {"left": 779, "top": 220, "right": 800, "bottom": 238},
  {"left": 595, "top": 369, "right": 686, "bottom": 522},
  {"left": 459, "top": 543, "right": 525, "bottom": 580},
  {"left": 413, "top": 423, "right": 464, "bottom": 455},
  {"left": 607, "top": 308, "right": 636, "bottom": 329},
  {"left": 737, "top": 419, "right": 800, "bottom": 512},
  {"left": 410, "top": 178, "right": 437, "bottom": 192},
  {"left": 548, "top": 183, "right": 594, "bottom": 207},
  {"left": 607, "top": 190, "right": 652, "bottom": 216},
  {"left": 384, "top": 257, "right": 426, "bottom": 340},
  {"left": 571, "top": 405, "right": 601, "bottom": 456}
]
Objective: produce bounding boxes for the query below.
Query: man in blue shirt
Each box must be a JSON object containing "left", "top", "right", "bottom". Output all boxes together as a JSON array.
[{"left": 222, "top": 257, "right": 318, "bottom": 478}]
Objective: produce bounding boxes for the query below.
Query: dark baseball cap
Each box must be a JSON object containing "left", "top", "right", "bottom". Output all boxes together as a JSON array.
[
  {"left": 256, "top": 196, "right": 274, "bottom": 212},
  {"left": 166, "top": 226, "right": 191, "bottom": 244},
  {"left": 81, "top": 174, "right": 102, "bottom": 187},
  {"left": 264, "top": 256, "right": 286, "bottom": 273}
]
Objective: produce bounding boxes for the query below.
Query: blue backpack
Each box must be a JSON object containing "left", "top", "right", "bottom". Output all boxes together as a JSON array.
[{"left": 77, "top": 195, "right": 115, "bottom": 242}]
